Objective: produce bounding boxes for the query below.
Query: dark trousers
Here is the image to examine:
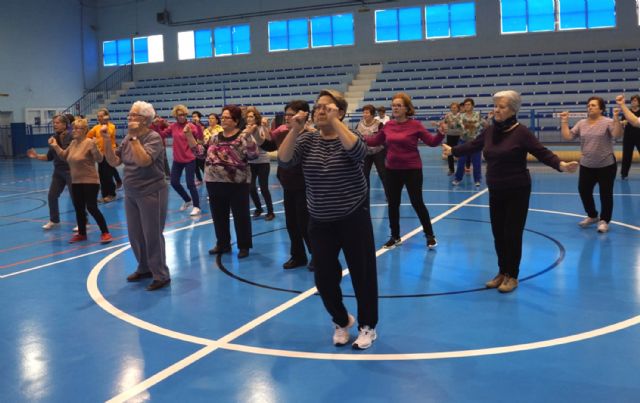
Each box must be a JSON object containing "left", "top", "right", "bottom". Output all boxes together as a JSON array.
[
  {"left": 455, "top": 141, "right": 482, "bottom": 182},
  {"left": 48, "top": 169, "right": 72, "bottom": 223},
  {"left": 489, "top": 185, "right": 531, "bottom": 279},
  {"left": 283, "top": 187, "right": 311, "bottom": 261},
  {"left": 386, "top": 168, "right": 435, "bottom": 238},
  {"left": 71, "top": 183, "right": 109, "bottom": 236},
  {"left": 446, "top": 135, "right": 460, "bottom": 172},
  {"left": 364, "top": 150, "right": 387, "bottom": 199},
  {"left": 250, "top": 163, "right": 273, "bottom": 213},
  {"left": 621, "top": 133, "right": 640, "bottom": 178},
  {"left": 170, "top": 160, "right": 200, "bottom": 208},
  {"left": 206, "top": 181, "right": 252, "bottom": 249},
  {"left": 98, "top": 159, "right": 116, "bottom": 198},
  {"left": 195, "top": 158, "right": 204, "bottom": 182},
  {"left": 309, "top": 202, "right": 378, "bottom": 329},
  {"left": 578, "top": 163, "right": 617, "bottom": 223},
  {"left": 113, "top": 167, "right": 121, "bottom": 184}
]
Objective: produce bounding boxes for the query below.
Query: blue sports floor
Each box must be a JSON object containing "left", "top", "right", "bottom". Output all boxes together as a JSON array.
[{"left": 1, "top": 147, "right": 639, "bottom": 402}]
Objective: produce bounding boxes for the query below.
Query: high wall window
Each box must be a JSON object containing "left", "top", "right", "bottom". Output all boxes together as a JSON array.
[
  {"left": 310, "top": 14, "right": 354, "bottom": 47},
  {"left": 375, "top": 7, "right": 423, "bottom": 42},
  {"left": 425, "top": 2, "right": 476, "bottom": 39},
  {"left": 132, "top": 35, "right": 164, "bottom": 64},
  {"left": 500, "top": 0, "right": 615, "bottom": 34},
  {"left": 269, "top": 14, "right": 353, "bottom": 52},
  {"left": 214, "top": 25, "right": 251, "bottom": 56},
  {"left": 178, "top": 30, "right": 213, "bottom": 60},
  {"left": 268, "top": 18, "right": 309, "bottom": 51},
  {"left": 103, "top": 39, "right": 131, "bottom": 66}
]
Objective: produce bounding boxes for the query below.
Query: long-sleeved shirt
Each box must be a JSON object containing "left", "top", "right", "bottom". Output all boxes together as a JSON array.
[
  {"left": 87, "top": 122, "right": 117, "bottom": 153},
  {"left": 265, "top": 125, "right": 306, "bottom": 190},
  {"left": 46, "top": 131, "right": 72, "bottom": 172},
  {"left": 56, "top": 137, "right": 103, "bottom": 184},
  {"left": 278, "top": 130, "right": 368, "bottom": 221},
  {"left": 453, "top": 124, "right": 561, "bottom": 190},
  {"left": 116, "top": 130, "right": 167, "bottom": 197},
  {"left": 365, "top": 119, "right": 444, "bottom": 170},
  {"left": 204, "top": 131, "right": 259, "bottom": 184},
  {"left": 356, "top": 119, "right": 384, "bottom": 155},
  {"left": 161, "top": 121, "right": 201, "bottom": 163}
]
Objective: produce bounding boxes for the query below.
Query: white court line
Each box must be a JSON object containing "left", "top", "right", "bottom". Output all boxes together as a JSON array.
[{"left": 94, "top": 190, "right": 489, "bottom": 402}]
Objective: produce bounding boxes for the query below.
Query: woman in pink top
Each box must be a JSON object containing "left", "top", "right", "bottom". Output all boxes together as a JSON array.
[
  {"left": 49, "top": 119, "right": 112, "bottom": 244},
  {"left": 366, "top": 92, "right": 445, "bottom": 250},
  {"left": 161, "top": 104, "right": 201, "bottom": 216}
]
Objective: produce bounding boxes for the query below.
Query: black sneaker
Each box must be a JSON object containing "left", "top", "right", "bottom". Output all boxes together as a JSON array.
[
  {"left": 253, "top": 208, "right": 263, "bottom": 218},
  {"left": 382, "top": 237, "right": 402, "bottom": 249},
  {"left": 427, "top": 235, "right": 437, "bottom": 250}
]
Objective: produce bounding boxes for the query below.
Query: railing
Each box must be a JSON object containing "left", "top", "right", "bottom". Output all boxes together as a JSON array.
[{"left": 62, "top": 63, "right": 133, "bottom": 118}]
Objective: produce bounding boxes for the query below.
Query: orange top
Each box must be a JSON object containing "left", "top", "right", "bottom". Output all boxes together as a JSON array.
[{"left": 87, "top": 122, "right": 117, "bottom": 153}]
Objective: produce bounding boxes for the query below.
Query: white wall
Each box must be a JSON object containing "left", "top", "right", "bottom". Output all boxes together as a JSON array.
[
  {"left": 0, "top": 0, "right": 98, "bottom": 122},
  {"left": 95, "top": 0, "right": 640, "bottom": 81}
]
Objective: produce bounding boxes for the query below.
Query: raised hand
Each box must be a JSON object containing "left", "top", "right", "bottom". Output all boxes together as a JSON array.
[
  {"left": 615, "top": 95, "right": 625, "bottom": 106},
  {"left": 26, "top": 148, "right": 37, "bottom": 158},
  {"left": 441, "top": 143, "right": 452, "bottom": 157},
  {"left": 48, "top": 136, "right": 58, "bottom": 146},
  {"left": 559, "top": 111, "right": 569, "bottom": 121},
  {"left": 290, "top": 111, "right": 309, "bottom": 132},
  {"left": 100, "top": 124, "right": 109, "bottom": 139}
]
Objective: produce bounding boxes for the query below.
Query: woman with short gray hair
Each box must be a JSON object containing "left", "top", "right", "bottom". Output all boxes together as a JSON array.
[
  {"left": 443, "top": 91, "right": 579, "bottom": 293},
  {"left": 103, "top": 101, "right": 171, "bottom": 291}
]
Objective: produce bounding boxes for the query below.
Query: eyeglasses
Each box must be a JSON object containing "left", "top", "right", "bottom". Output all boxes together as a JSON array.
[{"left": 127, "top": 113, "right": 145, "bottom": 119}]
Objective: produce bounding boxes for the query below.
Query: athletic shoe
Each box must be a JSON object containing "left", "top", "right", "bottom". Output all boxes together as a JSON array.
[
  {"left": 451, "top": 180, "right": 461, "bottom": 186},
  {"left": 352, "top": 326, "right": 377, "bottom": 350},
  {"left": 253, "top": 208, "right": 263, "bottom": 218},
  {"left": 179, "top": 201, "right": 193, "bottom": 211},
  {"left": 100, "top": 233, "right": 113, "bottom": 244},
  {"left": 189, "top": 207, "right": 201, "bottom": 216},
  {"left": 72, "top": 225, "right": 79, "bottom": 232},
  {"left": 474, "top": 182, "right": 481, "bottom": 187},
  {"left": 382, "top": 236, "right": 402, "bottom": 249},
  {"left": 264, "top": 212, "right": 275, "bottom": 221},
  {"left": 102, "top": 195, "right": 115, "bottom": 203},
  {"left": 498, "top": 275, "right": 519, "bottom": 293},
  {"left": 597, "top": 220, "right": 609, "bottom": 233},
  {"left": 427, "top": 236, "right": 437, "bottom": 250},
  {"left": 485, "top": 273, "right": 505, "bottom": 289},
  {"left": 333, "top": 314, "right": 355, "bottom": 346},
  {"left": 69, "top": 234, "right": 87, "bottom": 243},
  {"left": 578, "top": 216, "right": 599, "bottom": 228},
  {"left": 42, "top": 221, "right": 59, "bottom": 230}
]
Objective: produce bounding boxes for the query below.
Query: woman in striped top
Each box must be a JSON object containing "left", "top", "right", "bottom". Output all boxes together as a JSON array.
[{"left": 278, "top": 89, "right": 378, "bottom": 350}]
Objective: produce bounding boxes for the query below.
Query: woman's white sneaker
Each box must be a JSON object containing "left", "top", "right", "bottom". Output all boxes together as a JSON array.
[
  {"left": 190, "top": 207, "right": 201, "bottom": 216},
  {"left": 42, "top": 221, "right": 58, "bottom": 230},
  {"left": 597, "top": 220, "right": 609, "bottom": 233},
  {"left": 333, "top": 314, "right": 355, "bottom": 346},
  {"left": 578, "top": 216, "right": 599, "bottom": 228},
  {"left": 352, "top": 326, "right": 377, "bottom": 350}
]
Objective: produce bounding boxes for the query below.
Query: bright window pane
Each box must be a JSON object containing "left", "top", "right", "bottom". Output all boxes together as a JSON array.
[
  {"left": 587, "top": 0, "right": 615, "bottom": 28},
  {"left": 311, "top": 16, "right": 332, "bottom": 47},
  {"left": 233, "top": 25, "right": 251, "bottom": 54},
  {"left": 103, "top": 41, "right": 118, "bottom": 66},
  {"left": 398, "top": 7, "right": 422, "bottom": 41},
  {"left": 451, "top": 2, "right": 476, "bottom": 37},
  {"left": 560, "top": 0, "right": 586, "bottom": 30},
  {"left": 178, "top": 31, "right": 195, "bottom": 60},
  {"left": 214, "top": 26, "right": 232, "bottom": 56},
  {"left": 375, "top": 9, "right": 399, "bottom": 42},
  {"left": 195, "top": 29, "right": 212, "bottom": 58},
  {"left": 333, "top": 14, "right": 354, "bottom": 46},
  {"left": 147, "top": 35, "right": 164, "bottom": 63},
  {"left": 269, "top": 20, "right": 288, "bottom": 51},
  {"left": 528, "top": 0, "right": 555, "bottom": 32},
  {"left": 133, "top": 37, "right": 148, "bottom": 64},
  {"left": 426, "top": 4, "right": 450, "bottom": 38},
  {"left": 501, "top": 0, "right": 527, "bottom": 33},
  {"left": 117, "top": 39, "right": 131, "bottom": 65},
  {"left": 288, "top": 18, "right": 309, "bottom": 50}
]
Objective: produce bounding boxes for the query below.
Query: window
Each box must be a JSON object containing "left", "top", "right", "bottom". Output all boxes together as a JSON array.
[
  {"left": 311, "top": 14, "right": 354, "bottom": 47},
  {"left": 102, "top": 39, "right": 131, "bottom": 66},
  {"left": 375, "top": 7, "right": 423, "bottom": 43},
  {"left": 500, "top": 0, "right": 615, "bottom": 33},
  {"left": 214, "top": 25, "right": 251, "bottom": 56},
  {"left": 178, "top": 30, "right": 212, "bottom": 60},
  {"left": 425, "top": 2, "right": 477, "bottom": 39},
  {"left": 133, "top": 35, "right": 164, "bottom": 64},
  {"left": 268, "top": 18, "right": 309, "bottom": 51}
]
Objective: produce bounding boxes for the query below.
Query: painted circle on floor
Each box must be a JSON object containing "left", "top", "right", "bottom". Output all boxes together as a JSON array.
[{"left": 87, "top": 205, "right": 640, "bottom": 361}]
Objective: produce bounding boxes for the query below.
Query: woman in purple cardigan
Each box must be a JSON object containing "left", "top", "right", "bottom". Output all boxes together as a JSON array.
[{"left": 443, "top": 90, "right": 578, "bottom": 293}]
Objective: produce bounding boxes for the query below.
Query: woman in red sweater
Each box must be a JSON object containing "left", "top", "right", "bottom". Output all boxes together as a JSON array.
[{"left": 366, "top": 92, "right": 445, "bottom": 250}]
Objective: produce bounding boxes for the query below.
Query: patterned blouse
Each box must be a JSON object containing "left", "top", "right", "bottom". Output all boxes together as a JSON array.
[
  {"left": 444, "top": 112, "right": 463, "bottom": 137},
  {"left": 461, "top": 111, "right": 481, "bottom": 141},
  {"left": 204, "top": 131, "right": 259, "bottom": 184}
]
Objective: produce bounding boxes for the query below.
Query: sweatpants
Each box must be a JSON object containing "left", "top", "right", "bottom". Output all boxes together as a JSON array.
[
  {"left": 578, "top": 163, "right": 617, "bottom": 223},
  {"left": 70, "top": 183, "right": 109, "bottom": 236},
  {"left": 386, "top": 168, "right": 435, "bottom": 239}
]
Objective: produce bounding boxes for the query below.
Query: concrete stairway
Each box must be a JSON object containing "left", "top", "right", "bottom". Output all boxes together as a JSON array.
[{"left": 344, "top": 64, "right": 382, "bottom": 114}]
